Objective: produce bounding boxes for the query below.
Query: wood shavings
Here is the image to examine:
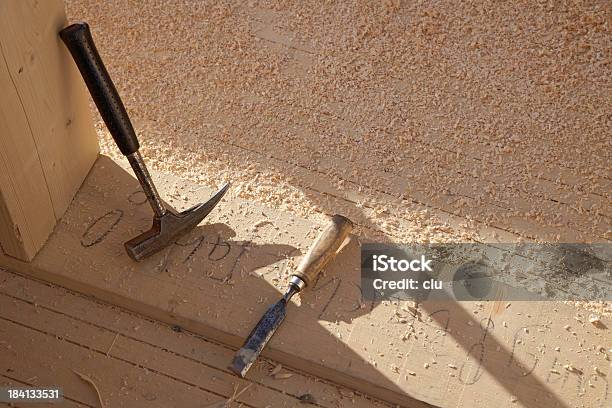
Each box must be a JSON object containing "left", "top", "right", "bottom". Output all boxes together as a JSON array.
[
  {"left": 588, "top": 314, "right": 605, "bottom": 328},
  {"left": 273, "top": 373, "right": 294, "bottom": 380},
  {"left": 270, "top": 363, "right": 283, "bottom": 376},
  {"left": 203, "top": 383, "right": 252, "bottom": 408},
  {"left": 73, "top": 370, "right": 105, "bottom": 408},
  {"left": 563, "top": 364, "right": 583, "bottom": 375},
  {"left": 297, "top": 393, "right": 316, "bottom": 404},
  {"left": 76, "top": 3, "right": 612, "bottom": 343},
  {"left": 338, "top": 389, "right": 354, "bottom": 399},
  {"left": 106, "top": 332, "right": 119, "bottom": 356}
]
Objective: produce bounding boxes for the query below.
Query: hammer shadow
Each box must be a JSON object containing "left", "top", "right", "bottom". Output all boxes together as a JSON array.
[
  {"left": 246, "top": 172, "right": 577, "bottom": 408},
  {"left": 159, "top": 133, "right": 583, "bottom": 407},
  {"left": 98, "top": 149, "right": 576, "bottom": 407}
]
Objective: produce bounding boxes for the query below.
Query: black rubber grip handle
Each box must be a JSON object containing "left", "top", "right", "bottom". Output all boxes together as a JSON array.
[{"left": 60, "top": 22, "right": 139, "bottom": 156}]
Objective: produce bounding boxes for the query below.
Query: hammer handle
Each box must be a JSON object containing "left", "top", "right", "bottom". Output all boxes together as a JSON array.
[
  {"left": 60, "top": 22, "right": 139, "bottom": 156},
  {"left": 293, "top": 215, "right": 353, "bottom": 287}
]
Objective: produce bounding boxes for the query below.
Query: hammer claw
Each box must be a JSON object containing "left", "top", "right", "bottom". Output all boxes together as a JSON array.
[{"left": 125, "top": 182, "right": 230, "bottom": 261}]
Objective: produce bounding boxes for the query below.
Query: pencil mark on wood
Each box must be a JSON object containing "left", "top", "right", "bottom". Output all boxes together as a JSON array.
[
  {"left": 507, "top": 324, "right": 542, "bottom": 377},
  {"left": 229, "top": 245, "right": 248, "bottom": 280},
  {"left": 546, "top": 358, "right": 564, "bottom": 384},
  {"left": 175, "top": 233, "right": 231, "bottom": 264},
  {"left": 176, "top": 234, "right": 206, "bottom": 264},
  {"left": 312, "top": 277, "right": 342, "bottom": 320},
  {"left": 128, "top": 190, "right": 148, "bottom": 205},
  {"left": 81, "top": 209, "right": 123, "bottom": 247},
  {"left": 459, "top": 317, "right": 494, "bottom": 385},
  {"left": 346, "top": 283, "right": 369, "bottom": 313},
  {"left": 208, "top": 234, "right": 231, "bottom": 262}
]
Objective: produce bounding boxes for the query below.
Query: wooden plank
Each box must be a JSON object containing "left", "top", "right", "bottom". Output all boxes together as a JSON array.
[
  {"left": 1, "top": 154, "right": 610, "bottom": 408},
  {"left": 0, "top": 314, "right": 225, "bottom": 407},
  {"left": 152, "top": 7, "right": 611, "bottom": 243},
  {"left": 0, "top": 269, "right": 393, "bottom": 408},
  {"left": 134, "top": 112, "right": 607, "bottom": 244},
  {"left": 188, "top": 97, "right": 609, "bottom": 242},
  {"left": 0, "top": 374, "right": 88, "bottom": 407},
  {"left": 0, "top": 0, "right": 98, "bottom": 261},
  {"left": 0, "top": 40, "right": 56, "bottom": 260}
]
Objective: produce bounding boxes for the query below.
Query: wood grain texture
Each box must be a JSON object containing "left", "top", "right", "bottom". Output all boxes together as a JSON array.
[
  {"left": 0, "top": 0, "right": 98, "bottom": 261},
  {"left": 295, "top": 214, "right": 353, "bottom": 286},
  {"left": 1, "top": 155, "right": 609, "bottom": 408},
  {"left": 0, "top": 35, "right": 56, "bottom": 260},
  {"left": 0, "top": 269, "right": 392, "bottom": 408}
]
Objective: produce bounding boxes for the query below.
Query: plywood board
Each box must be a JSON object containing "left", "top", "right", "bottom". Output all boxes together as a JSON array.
[
  {"left": 1, "top": 155, "right": 610, "bottom": 408},
  {"left": 0, "top": 0, "right": 98, "bottom": 260}
]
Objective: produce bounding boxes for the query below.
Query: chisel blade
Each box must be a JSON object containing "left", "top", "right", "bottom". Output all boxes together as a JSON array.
[{"left": 229, "top": 298, "right": 288, "bottom": 377}]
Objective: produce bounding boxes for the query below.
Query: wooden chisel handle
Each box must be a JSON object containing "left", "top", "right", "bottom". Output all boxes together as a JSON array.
[{"left": 292, "top": 214, "right": 353, "bottom": 287}]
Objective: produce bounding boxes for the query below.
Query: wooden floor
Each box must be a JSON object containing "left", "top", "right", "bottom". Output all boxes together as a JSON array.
[
  {"left": 1, "top": 156, "right": 609, "bottom": 408},
  {"left": 1, "top": 1, "right": 609, "bottom": 407},
  {"left": 0, "top": 269, "right": 392, "bottom": 408}
]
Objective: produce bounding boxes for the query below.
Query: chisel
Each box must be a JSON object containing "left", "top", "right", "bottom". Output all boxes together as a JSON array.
[{"left": 229, "top": 214, "right": 354, "bottom": 377}]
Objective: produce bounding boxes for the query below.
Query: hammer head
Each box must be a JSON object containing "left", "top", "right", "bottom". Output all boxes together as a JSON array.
[{"left": 125, "top": 183, "right": 230, "bottom": 261}]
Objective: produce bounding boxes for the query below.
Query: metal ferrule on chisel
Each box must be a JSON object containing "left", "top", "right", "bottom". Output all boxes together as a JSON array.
[{"left": 285, "top": 275, "right": 306, "bottom": 298}]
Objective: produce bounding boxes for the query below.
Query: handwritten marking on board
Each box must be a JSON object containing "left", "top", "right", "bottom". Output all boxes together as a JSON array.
[
  {"left": 80, "top": 209, "right": 124, "bottom": 248},
  {"left": 175, "top": 234, "right": 207, "bottom": 264},
  {"left": 459, "top": 317, "right": 494, "bottom": 385},
  {"left": 312, "top": 277, "right": 343, "bottom": 320},
  {"left": 127, "top": 190, "right": 147, "bottom": 205},
  {"left": 209, "top": 235, "right": 232, "bottom": 262},
  {"left": 174, "top": 233, "right": 232, "bottom": 262},
  {"left": 507, "top": 324, "right": 544, "bottom": 377}
]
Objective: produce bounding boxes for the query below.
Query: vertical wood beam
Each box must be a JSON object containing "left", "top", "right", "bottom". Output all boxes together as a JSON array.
[{"left": 0, "top": 0, "right": 99, "bottom": 261}]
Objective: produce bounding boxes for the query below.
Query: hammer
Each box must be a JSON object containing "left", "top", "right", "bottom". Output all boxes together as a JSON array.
[{"left": 60, "top": 22, "right": 229, "bottom": 261}]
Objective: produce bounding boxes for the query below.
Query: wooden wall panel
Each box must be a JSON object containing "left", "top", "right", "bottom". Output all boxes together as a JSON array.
[{"left": 0, "top": 0, "right": 99, "bottom": 260}]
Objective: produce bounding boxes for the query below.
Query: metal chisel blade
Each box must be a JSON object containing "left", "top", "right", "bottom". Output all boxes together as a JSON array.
[{"left": 229, "top": 298, "right": 288, "bottom": 377}]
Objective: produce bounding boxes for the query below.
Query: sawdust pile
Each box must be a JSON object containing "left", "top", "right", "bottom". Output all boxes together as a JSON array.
[{"left": 64, "top": 1, "right": 610, "bottom": 308}]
